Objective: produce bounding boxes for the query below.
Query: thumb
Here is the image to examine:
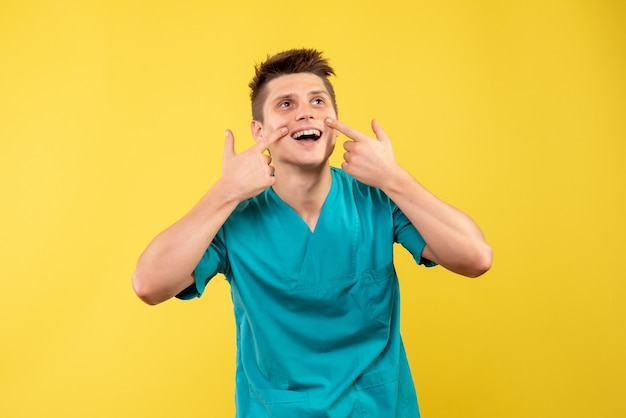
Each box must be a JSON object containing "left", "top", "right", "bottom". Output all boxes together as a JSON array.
[
  {"left": 371, "top": 119, "right": 390, "bottom": 143},
  {"left": 223, "top": 129, "right": 236, "bottom": 162}
]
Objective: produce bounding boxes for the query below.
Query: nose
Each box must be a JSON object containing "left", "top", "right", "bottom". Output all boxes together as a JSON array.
[{"left": 296, "top": 104, "right": 315, "bottom": 120}]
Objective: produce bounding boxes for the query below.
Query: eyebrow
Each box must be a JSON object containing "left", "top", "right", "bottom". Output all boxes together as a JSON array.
[
  {"left": 309, "top": 90, "right": 330, "bottom": 97},
  {"left": 271, "top": 90, "right": 331, "bottom": 104}
]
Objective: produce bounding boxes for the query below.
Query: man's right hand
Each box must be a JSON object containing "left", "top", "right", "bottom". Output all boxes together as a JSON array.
[{"left": 220, "top": 127, "right": 288, "bottom": 202}]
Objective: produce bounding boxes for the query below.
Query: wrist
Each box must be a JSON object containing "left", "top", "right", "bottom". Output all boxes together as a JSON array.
[
  {"left": 211, "top": 177, "right": 246, "bottom": 206},
  {"left": 379, "top": 165, "right": 412, "bottom": 195}
]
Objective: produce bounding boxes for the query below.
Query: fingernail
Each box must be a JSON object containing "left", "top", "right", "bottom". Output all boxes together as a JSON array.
[{"left": 281, "top": 127, "right": 287, "bottom": 133}]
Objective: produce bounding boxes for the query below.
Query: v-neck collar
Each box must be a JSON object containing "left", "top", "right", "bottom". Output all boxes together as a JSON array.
[{"left": 268, "top": 170, "right": 337, "bottom": 234}]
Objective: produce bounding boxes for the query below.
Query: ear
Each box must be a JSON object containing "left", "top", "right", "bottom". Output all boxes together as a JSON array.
[{"left": 250, "top": 120, "right": 264, "bottom": 142}]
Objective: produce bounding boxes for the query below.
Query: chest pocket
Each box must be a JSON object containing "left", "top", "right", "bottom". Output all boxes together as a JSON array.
[{"left": 360, "top": 262, "right": 397, "bottom": 326}]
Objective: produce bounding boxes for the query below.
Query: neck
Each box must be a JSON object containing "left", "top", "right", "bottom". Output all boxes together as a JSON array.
[{"left": 272, "top": 164, "right": 332, "bottom": 231}]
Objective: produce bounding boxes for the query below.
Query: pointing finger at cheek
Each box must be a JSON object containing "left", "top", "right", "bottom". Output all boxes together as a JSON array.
[
  {"left": 326, "top": 118, "right": 366, "bottom": 142},
  {"left": 254, "top": 127, "right": 288, "bottom": 152},
  {"left": 325, "top": 117, "right": 342, "bottom": 132},
  {"left": 271, "top": 126, "right": 289, "bottom": 144}
]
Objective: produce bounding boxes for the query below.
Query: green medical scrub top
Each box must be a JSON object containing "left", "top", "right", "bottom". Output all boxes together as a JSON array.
[{"left": 178, "top": 167, "right": 435, "bottom": 417}]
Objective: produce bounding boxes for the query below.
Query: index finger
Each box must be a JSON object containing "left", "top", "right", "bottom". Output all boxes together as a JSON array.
[
  {"left": 255, "top": 126, "right": 288, "bottom": 151},
  {"left": 325, "top": 118, "right": 369, "bottom": 142}
]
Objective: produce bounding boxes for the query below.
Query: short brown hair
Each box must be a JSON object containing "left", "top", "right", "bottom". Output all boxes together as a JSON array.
[{"left": 248, "top": 48, "right": 338, "bottom": 122}]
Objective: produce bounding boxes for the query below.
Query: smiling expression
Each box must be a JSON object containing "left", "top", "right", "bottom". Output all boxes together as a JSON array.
[{"left": 251, "top": 72, "right": 339, "bottom": 170}]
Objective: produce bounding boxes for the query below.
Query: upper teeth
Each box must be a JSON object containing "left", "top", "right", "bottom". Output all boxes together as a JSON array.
[{"left": 292, "top": 129, "right": 321, "bottom": 139}]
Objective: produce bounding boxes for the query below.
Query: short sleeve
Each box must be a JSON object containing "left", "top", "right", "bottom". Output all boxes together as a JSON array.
[
  {"left": 393, "top": 204, "right": 437, "bottom": 268},
  {"left": 176, "top": 229, "right": 228, "bottom": 300}
]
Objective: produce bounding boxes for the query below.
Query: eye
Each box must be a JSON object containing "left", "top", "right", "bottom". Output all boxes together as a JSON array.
[
  {"left": 312, "top": 98, "right": 325, "bottom": 105},
  {"left": 279, "top": 101, "right": 291, "bottom": 108}
]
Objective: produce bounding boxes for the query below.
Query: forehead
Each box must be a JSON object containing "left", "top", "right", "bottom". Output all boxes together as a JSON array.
[{"left": 264, "top": 73, "right": 330, "bottom": 101}]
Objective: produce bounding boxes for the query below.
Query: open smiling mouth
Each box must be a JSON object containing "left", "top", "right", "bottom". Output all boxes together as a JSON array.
[{"left": 291, "top": 129, "right": 322, "bottom": 141}]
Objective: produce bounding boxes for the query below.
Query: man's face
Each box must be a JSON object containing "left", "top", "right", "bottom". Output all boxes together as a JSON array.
[{"left": 251, "top": 73, "right": 338, "bottom": 170}]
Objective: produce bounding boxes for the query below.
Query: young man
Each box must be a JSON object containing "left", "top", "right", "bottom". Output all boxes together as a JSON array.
[{"left": 133, "top": 49, "right": 492, "bottom": 417}]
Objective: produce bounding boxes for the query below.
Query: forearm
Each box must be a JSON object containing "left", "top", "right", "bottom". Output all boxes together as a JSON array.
[
  {"left": 381, "top": 167, "right": 492, "bottom": 277},
  {"left": 325, "top": 117, "right": 491, "bottom": 276},
  {"left": 132, "top": 180, "right": 240, "bottom": 305}
]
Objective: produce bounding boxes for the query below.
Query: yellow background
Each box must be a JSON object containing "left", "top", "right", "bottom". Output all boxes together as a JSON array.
[{"left": 1, "top": 0, "right": 624, "bottom": 417}]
